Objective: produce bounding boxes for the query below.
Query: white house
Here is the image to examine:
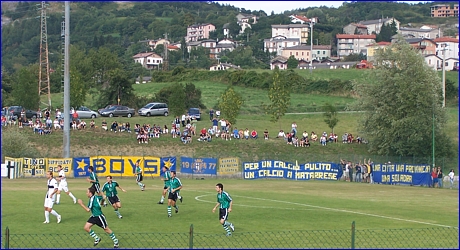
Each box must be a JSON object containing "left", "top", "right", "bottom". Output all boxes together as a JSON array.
[
  {"left": 264, "top": 35, "right": 301, "bottom": 55},
  {"left": 424, "top": 54, "right": 442, "bottom": 70},
  {"left": 444, "top": 58, "right": 459, "bottom": 71},
  {"left": 433, "top": 37, "right": 459, "bottom": 60},
  {"left": 272, "top": 24, "right": 310, "bottom": 44},
  {"left": 359, "top": 18, "right": 400, "bottom": 35},
  {"left": 209, "top": 63, "right": 240, "bottom": 71},
  {"left": 133, "top": 52, "right": 163, "bottom": 69},
  {"left": 399, "top": 27, "right": 441, "bottom": 39},
  {"left": 336, "top": 34, "right": 376, "bottom": 57},
  {"left": 216, "top": 39, "right": 236, "bottom": 55},
  {"left": 270, "top": 56, "right": 288, "bottom": 70},
  {"left": 289, "top": 14, "right": 310, "bottom": 24}
]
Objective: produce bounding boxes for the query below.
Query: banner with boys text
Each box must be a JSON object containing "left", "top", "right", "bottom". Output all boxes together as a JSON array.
[
  {"left": 243, "top": 160, "right": 343, "bottom": 180},
  {"left": 47, "top": 158, "right": 73, "bottom": 178}
]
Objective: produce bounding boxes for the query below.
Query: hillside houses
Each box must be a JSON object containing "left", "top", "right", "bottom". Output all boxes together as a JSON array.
[
  {"left": 272, "top": 24, "right": 310, "bottom": 44},
  {"left": 133, "top": 52, "right": 163, "bottom": 69},
  {"left": 186, "top": 23, "right": 216, "bottom": 42},
  {"left": 336, "top": 34, "right": 376, "bottom": 57},
  {"left": 360, "top": 18, "right": 400, "bottom": 35}
]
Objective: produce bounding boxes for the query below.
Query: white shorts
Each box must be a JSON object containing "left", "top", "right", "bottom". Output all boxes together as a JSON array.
[
  {"left": 44, "top": 197, "right": 55, "bottom": 208},
  {"left": 58, "top": 181, "right": 69, "bottom": 192}
]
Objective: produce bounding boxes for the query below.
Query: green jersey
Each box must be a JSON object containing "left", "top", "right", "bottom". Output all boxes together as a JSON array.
[
  {"left": 163, "top": 171, "right": 171, "bottom": 187},
  {"left": 101, "top": 181, "right": 119, "bottom": 197},
  {"left": 136, "top": 166, "right": 142, "bottom": 176},
  {"left": 169, "top": 177, "right": 182, "bottom": 193},
  {"left": 89, "top": 172, "right": 99, "bottom": 184},
  {"left": 88, "top": 195, "right": 103, "bottom": 217},
  {"left": 217, "top": 191, "right": 232, "bottom": 209}
]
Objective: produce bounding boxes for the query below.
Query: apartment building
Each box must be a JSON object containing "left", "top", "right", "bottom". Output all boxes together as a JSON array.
[
  {"left": 272, "top": 24, "right": 310, "bottom": 44},
  {"left": 431, "top": 4, "right": 459, "bottom": 17},
  {"left": 186, "top": 23, "right": 216, "bottom": 42},
  {"left": 336, "top": 34, "right": 376, "bottom": 57},
  {"left": 264, "top": 35, "right": 301, "bottom": 55}
]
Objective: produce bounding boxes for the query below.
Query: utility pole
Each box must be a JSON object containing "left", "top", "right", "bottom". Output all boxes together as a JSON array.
[
  {"left": 441, "top": 43, "right": 447, "bottom": 108},
  {"left": 38, "top": 1, "right": 51, "bottom": 109},
  {"left": 163, "top": 33, "right": 169, "bottom": 71},
  {"left": 309, "top": 19, "right": 315, "bottom": 74},
  {"left": 63, "top": 1, "right": 70, "bottom": 158}
]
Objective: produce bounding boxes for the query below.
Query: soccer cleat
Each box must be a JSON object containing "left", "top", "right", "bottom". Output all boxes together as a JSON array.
[
  {"left": 73, "top": 199, "right": 77, "bottom": 204},
  {"left": 118, "top": 215, "right": 123, "bottom": 219},
  {"left": 94, "top": 238, "right": 101, "bottom": 246},
  {"left": 179, "top": 196, "right": 183, "bottom": 203},
  {"left": 55, "top": 202, "right": 60, "bottom": 205},
  {"left": 43, "top": 221, "right": 49, "bottom": 224},
  {"left": 168, "top": 214, "right": 172, "bottom": 217},
  {"left": 175, "top": 207, "right": 179, "bottom": 213},
  {"left": 230, "top": 223, "right": 235, "bottom": 232},
  {"left": 114, "top": 243, "right": 119, "bottom": 248},
  {"left": 226, "top": 233, "right": 232, "bottom": 236},
  {"left": 157, "top": 201, "right": 163, "bottom": 204},
  {"left": 57, "top": 215, "right": 62, "bottom": 224}
]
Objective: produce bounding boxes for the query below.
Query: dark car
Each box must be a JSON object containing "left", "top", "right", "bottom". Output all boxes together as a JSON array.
[
  {"left": 7, "top": 106, "right": 38, "bottom": 119},
  {"left": 99, "top": 105, "right": 135, "bottom": 118},
  {"left": 98, "top": 105, "right": 121, "bottom": 115},
  {"left": 188, "top": 108, "right": 201, "bottom": 121}
]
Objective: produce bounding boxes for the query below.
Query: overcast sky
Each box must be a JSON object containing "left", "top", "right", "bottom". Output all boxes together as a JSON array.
[{"left": 215, "top": 1, "right": 431, "bottom": 15}]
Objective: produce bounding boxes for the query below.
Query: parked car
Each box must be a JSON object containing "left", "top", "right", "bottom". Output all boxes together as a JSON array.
[
  {"left": 7, "top": 106, "right": 38, "bottom": 119},
  {"left": 99, "top": 105, "right": 135, "bottom": 118},
  {"left": 188, "top": 108, "right": 201, "bottom": 121},
  {"left": 98, "top": 105, "right": 120, "bottom": 114},
  {"left": 75, "top": 106, "right": 98, "bottom": 119},
  {"left": 138, "top": 102, "right": 169, "bottom": 117}
]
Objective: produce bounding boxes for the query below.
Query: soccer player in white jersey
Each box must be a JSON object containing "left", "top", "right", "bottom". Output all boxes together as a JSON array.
[
  {"left": 44, "top": 171, "right": 62, "bottom": 224},
  {"left": 56, "top": 165, "right": 77, "bottom": 204}
]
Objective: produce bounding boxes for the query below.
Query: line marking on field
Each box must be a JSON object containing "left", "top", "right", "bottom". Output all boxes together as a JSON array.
[
  {"left": 195, "top": 194, "right": 317, "bottom": 211},
  {"left": 192, "top": 190, "right": 457, "bottom": 229}
]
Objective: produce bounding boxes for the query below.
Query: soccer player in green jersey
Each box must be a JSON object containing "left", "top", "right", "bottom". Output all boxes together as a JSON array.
[
  {"left": 212, "top": 183, "right": 235, "bottom": 236},
  {"left": 101, "top": 176, "right": 126, "bottom": 219},
  {"left": 134, "top": 160, "right": 145, "bottom": 191},
  {"left": 167, "top": 171, "right": 182, "bottom": 217},
  {"left": 87, "top": 166, "right": 106, "bottom": 206},
  {"left": 77, "top": 186, "right": 120, "bottom": 248},
  {"left": 158, "top": 166, "right": 171, "bottom": 204}
]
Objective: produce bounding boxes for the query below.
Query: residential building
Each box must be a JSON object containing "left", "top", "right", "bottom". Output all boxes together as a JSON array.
[
  {"left": 200, "top": 39, "right": 218, "bottom": 59},
  {"left": 133, "top": 52, "right": 163, "bottom": 69},
  {"left": 186, "top": 23, "right": 216, "bottom": 42},
  {"left": 236, "top": 13, "right": 257, "bottom": 24},
  {"left": 289, "top": 14, "right": 310, "bottom": 24},
  {"left": 430, "top": 4, "right": 459, "bottom": 17},
  {"left": 272, "top": 24, "right": 310, "bottom": 44},
  {"left": 216, "top": 39, "right": 237, "bottom": 55},
  {"left": 135, "top": 76, "right": 152, "bottom": 84},
  {"left": 343, "top": 23, "right": 368, "bottom": 35},
  {"left": 433, "top": 37, "right": 459, "bottom": 60},
  {"left": 270, "top": 56, "right": 288, "bottom": 70},
  {"left": 424, "top": 54, "right": 442, "bottom": 70},
  {"left": 264, "top": 35, "right": 301, "bottom": 55},
  {"left": 366, "top": 41, "right": 391, "bottom": 61},
  {"left": 336, "top": 34, "right": 376, "bottom": 57},
  {"left": 359, "top": 18, "right": 400, "bottom": 35},
  {"left": 281, "top": 45, "right": 331, "bottom": 61},
  {"left": 223, "top": 23, "right": 230, "bottom": 38},
  {"left": 399, "top": 27, "right": 441, "bottom": 39},
  {"left": 209, "top": 63, "right": 241, "bottom": 71},
  {"left": 403, "top": 38, "right": 437, "bottom": 55}
]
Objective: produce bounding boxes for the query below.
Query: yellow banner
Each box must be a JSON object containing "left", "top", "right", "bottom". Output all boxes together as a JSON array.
[
  {"left": 89, "top": 156, "right": 161, "bottom": 177},
  {"left": 218, "top": 157, "right": 240, "bottom": 175},
  {"left": 23, "top": 158, "right": 46, "bottom": 177},
  {"left": 46, "top": 158, "right": 73, "bottom": 178},
  {"left": 4, "top": 157, "right": 23, "bottom": 178}
]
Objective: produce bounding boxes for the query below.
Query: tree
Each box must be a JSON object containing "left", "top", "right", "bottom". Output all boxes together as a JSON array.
[
  {"left": 265, "top": 67, "right": 291, "bottom": 126},
  {"left": 69, "top": 67, "right": 87, "bottom": 109},
  {"left": 323, "top": 103, "right": 339, "bottom": 134},
  {"left": 217, "top": 86, "right": 243, "bottom": 124},
  {"left": 287, "top": 55, "right": 298, "bottom": 69},
  {"left": 352, "top": 36, "right": 453, "bottom": 158},
  {"left": 96, "top": 68, "right": 135, "bottom": 108},
  {"left": 12, "top": 66, "right": 40, "bottom": 110},
  {"left": 184, "top": 83, "right": 206, "bottom": 109},
  {"left": 376, "top": 20, "right": 397, "bottom": 42},
  {"left": 168, "top": 83, "right": 187, "bottom": 117}
]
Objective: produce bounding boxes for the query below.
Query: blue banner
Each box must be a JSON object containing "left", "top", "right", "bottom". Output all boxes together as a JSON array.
[
  {"left": 372, "top": 163, "right": 431, "bottom": 186},
  {"left": 73, "top": 157, "right": 91, "bottom": 177},
  {"left": 243, "top": 160, "right": 343, "bottom": 180},
  {"left": 180, "top": 157, "right": 217, "bottom": 175},
  {"left": 160, "top": 157, "right": 177, "bottom": 174}
]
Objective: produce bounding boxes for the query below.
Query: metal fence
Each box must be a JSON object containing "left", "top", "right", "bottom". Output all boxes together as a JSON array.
[{"left": 3, "top": 222, "right": 459, "bottom": 249}]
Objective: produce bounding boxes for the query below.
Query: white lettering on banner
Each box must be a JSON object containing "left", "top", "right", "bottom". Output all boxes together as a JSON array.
[
  {"left": 304, "top": 163, "right": 332, "bottom": 171},
  {"left": 274, "top": 161, "right": 300, "bottom": 171},
  {"left": 244, "top": 163, "right": 259, "bottom": 170},
  {"left": 258, "top": 170, "right": 284, "bottom": 177}
]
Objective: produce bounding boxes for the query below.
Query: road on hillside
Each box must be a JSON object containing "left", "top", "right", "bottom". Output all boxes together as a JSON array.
[{"left": 285, "top": 111, "right": 365, "bottom": 115}]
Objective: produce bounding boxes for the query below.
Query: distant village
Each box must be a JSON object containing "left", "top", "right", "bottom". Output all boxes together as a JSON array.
[{"left": 133, "top": 3, "right": 459, "bottom": 75}]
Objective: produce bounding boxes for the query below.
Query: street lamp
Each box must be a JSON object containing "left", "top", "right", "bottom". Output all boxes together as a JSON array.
[
  {"left": 309, "top": 19, "right": 315, "bottom": 73},
  {"left": 440, "top": 43, "right": 448, "bottom": 108}
]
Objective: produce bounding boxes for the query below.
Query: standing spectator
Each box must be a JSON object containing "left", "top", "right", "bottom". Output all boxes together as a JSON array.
[
  {"left": 215, "top": 110, "right": 221, "bottom": 118},
  {"left": 37, "top": 108, "right": 42, "bottom": 119},
  {"left": 431, "top": 167, "right": 438, "bottom": 188},
  {"left": 44, "top": 109, "right": 50, "bottom": 120},
  {"left": 355, "top": 163, "right": 362, "bottom": 183},
  {"left": 263, "top": 129, "right": 269, "bottom": 140},
  {"left": 448, "top": 169, "right": 455, "bottom": 189},
  {"left": 212, "top": 118, "right": 218, "bottom": 135},
  {"left": 181, "top": 114, "right": 186, "bottom": 127},
  {"left": 348, "top": 161, "right": 354, "bottom": 182},
  {"left": 72, "top": 111, "right": 79, "bottom": 123},
  {"left": 437, "top": 167, "right": 443, "bottom": 188},
  {"left": 219, "top": 118, "right": 227, "bottom": 132},
  {"left": 209, "top": 109, "right": 214, "bottom": 121},
  {"left": 368, "top": 159, "right": 374, "bottom": 184},
  {"left": 291, "top": 122, "right": 297, "bottom": 137},
  {"left": 340, "top": 159, "right": 348, "bottom": 181}
]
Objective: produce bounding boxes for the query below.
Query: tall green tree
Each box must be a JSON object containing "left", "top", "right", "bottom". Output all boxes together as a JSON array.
[
  {"left": 12, "top": 66, "right": 40, "bottom": 110},
  {"left": 168, "top": 83, "right": 187, "bottom": 117},
  {"left": 287, "top": 55, "right": 298, "bottom": 69},
  {"left": 265, "top": 67, "right": 291, "bottom": 126},
  {"left": 323, "top": 103, "right": 339, "bottom": 134},
  {"left": 352, "top": 36, "right": 453, "bottom": 158},
  {"left": 96, "top": 68, "right": 135, "bottom": 108},
  {"left": 184, "top": 83, "right": 206, "bottom": 109},
  {"left": 69, "top": 67, "right": 87, "bottom": 109},
  {"left": 217, "top": 86, "right": 243, "bottom": 124}
]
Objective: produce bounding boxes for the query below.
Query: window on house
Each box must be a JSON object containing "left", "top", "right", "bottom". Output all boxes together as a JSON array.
[
  {"left": 148, "top": 59, "right": 150, "bottom": 63},
  {"left": 302, "top": 52, "right": 304, "bottom": 56},
  {"left": 290, "top": 52, "right": 292, "bottom": 56},
  {"left": 323, "top": 51, "right": 326, "bottom": 54},
  {"left": 317, "top": 51, "right": 320, "bottom": 54},
  {"left": 296, "top": 52, "right": 298, "bottom": 56}
]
